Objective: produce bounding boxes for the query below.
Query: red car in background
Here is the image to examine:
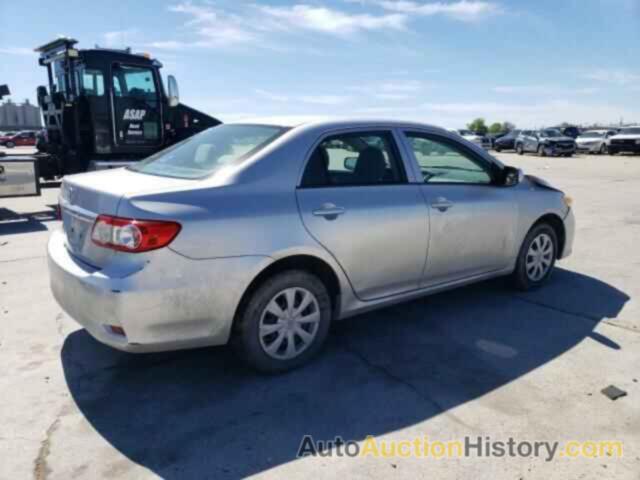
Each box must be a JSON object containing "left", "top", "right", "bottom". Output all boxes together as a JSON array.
[{"left": 1, "top": 131, "right": 37, "bottom": 148}]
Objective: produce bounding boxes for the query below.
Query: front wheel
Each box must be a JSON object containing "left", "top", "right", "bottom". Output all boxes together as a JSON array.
[
  {"left": 5, "top": 141, "right": 15, "bottom": 148},
  {"left": 599, "top": 144, "right": 607, "bottom": 155},
  {"left": 511, "top": 223, "right": 558, "bottom": 291},
  {"left": 516, "top": 144, "right": 524, "bottom": 155},
  {"left": 537, "top": 145, "right": 546, "bottom": 157},
  {"left": 234, "top": 270, "right": 332, "bottom": 373},
  {"left": 495, "top": 146, "right": 502, "bottom": 152}
]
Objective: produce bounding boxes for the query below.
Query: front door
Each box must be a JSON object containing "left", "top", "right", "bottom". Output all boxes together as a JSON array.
[
  {"left": 402, "top": 131, "right": 517, "bottom": 286},
  {"left": 111, "top": 64, "right": 162, "bottom": 148},
  {"left": 296, "top": 130, "right": 429, "bottom": 301}
]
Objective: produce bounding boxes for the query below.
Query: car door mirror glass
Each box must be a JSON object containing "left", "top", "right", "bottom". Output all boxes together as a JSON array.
[
  {"left": 503, "top": 166, "right": 523, "bottom": 186},
  {"left": 343, "top": 156, "right": 357, "bottom": 171}
]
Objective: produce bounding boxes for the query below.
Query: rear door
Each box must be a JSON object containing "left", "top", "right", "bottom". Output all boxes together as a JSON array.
[
  {"left": 110, "top": 64, "right": 163, "bottom": 148},
  {"left": 296, "top": 129, "right": 429, "bottom": 301},
  {"left": 402, "top": 131, "right": 517, "bottom": 286}
]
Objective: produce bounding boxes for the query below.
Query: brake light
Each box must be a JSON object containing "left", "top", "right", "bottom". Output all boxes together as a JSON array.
[{"left": 91, "top": 215, "right": 181, "bottom": 253}]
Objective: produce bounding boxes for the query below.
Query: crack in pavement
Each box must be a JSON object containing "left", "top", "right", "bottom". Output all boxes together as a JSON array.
[
  {"left": 0, "top": 256, "right": 47, "bottom": 264},
  {"left": 33, "top": 415, "right": 61, "bottom": 480},
  {"left": 513, "top": 295, "right": 638, "bottom": 334}
]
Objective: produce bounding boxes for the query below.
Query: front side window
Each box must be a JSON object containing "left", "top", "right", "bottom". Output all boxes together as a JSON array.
[
  {"left": 112, "top": 65, "right": 156, "bottom": 98},
  {"left": 129, "top": 124, "right": 287, "bottom": 179},
  {"left": 405, "top": 132, "right": 493, "bottom": 184},
  {"left": 301, "top": 131, "right": 405, "bottom": 187}
]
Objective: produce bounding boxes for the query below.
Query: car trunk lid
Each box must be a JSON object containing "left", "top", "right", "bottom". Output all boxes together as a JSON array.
[{"left": 60, "top": 168, "right": 193, "bottom": 268}]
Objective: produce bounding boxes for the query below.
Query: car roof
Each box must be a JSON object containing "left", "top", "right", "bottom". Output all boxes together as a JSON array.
[{"left": 227, "top": 117, "right": 450, "bottom": 134}]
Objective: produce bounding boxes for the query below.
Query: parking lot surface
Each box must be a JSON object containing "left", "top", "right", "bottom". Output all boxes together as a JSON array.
[{"left": 1, "top": 150, "right": 639, "bottom": 479}]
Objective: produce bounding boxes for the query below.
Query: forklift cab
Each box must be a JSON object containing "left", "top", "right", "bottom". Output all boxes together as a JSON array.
[{"left": 35, "top": 37, "right": 179, "bottom": 170}]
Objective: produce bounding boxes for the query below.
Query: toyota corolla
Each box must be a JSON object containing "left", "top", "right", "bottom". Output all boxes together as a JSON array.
[{"left": 48, "top": 120, "right": 575, "bottom": 372}]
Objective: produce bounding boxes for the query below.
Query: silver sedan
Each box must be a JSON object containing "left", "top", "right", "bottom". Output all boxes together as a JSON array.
[{"left": 48, "top": 120, "right": 575, "bottom": 372}]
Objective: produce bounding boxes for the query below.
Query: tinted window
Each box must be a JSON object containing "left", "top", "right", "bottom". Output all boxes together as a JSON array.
[
  {"left": 129, "top": 124, "right": 286, "bottom": 179},
  {"left": 406, "top": 133, "right": 493, "bottom": 184},
  {"left": 80, "top": 69, "right": 105, "bottom": 96},
  {"left": 301, "top": 131, "right": 406, "bottom": 187},
  {"left": 112, "top": 65, "right": 156, "bottom": 98}
]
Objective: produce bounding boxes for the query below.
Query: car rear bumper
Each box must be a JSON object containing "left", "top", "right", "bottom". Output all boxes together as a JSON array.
[
  {"left": 48, "top": 229, "right": 271, "bottom": 352},
  {"left": 575, "top": 144, "right": 599, "bottom": 152}
]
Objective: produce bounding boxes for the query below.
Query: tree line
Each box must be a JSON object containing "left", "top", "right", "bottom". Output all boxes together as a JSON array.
[{"left": 467, "top": 118, "right": 516, "bottom": 135}]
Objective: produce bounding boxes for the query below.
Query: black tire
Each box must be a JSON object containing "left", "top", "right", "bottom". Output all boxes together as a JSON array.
[
  {"left": 5, "top": 141, "right": 15, "bottom": 148},
  {"left": 234, "top": 270, "right": 332, "bottom": 373},
  {"left": 537, "top": 144, "right": 546, "bottom": 157},
  {"left": 511, "top": 223, "right": 558, "bottom": 291},
  {"left": 599, "top": 144, "right": 607, "bottom": 155},
  {"left": 564, "top": 153, "right": 573, "bottom": 157},
  {"left": 516, "top": 143, "right": 524, "bottom": 155},
  {"left": 495, "top": 146, "right": 502, "bottom": 152},
  {"left": 609, "top": 149, "right": 618, "bottom": 155}
]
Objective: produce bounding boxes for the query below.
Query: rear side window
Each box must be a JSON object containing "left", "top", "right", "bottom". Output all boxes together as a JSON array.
[
  {"left": 129, "top": 124, "right": 287, "bottom": 179},
  {"left": 301, "top": 131, "right": 406, "bottom": 187}
]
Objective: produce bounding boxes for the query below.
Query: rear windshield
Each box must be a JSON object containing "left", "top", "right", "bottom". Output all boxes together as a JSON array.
[
  {"left": 619, "top": 128, "right": 640, "bottom": 135},
  {"left": 129, "top": 124, "right": 287, "bottom": 179}
]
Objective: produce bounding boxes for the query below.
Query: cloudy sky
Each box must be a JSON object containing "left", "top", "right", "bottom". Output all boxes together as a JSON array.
[{"left": 1, "top": 0, "right": 639, "bottom": 127}]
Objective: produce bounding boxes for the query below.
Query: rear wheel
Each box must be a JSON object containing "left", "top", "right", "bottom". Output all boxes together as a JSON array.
[
  {"left": 495, "top": 146, "right": 502, "bottom": 152},
  {"left": 511, "top": 223, "right": 558, "bottom": 291},
  {"left": 599, "top": 144, "right": 607, "bottom": 155},
  {"left": 234, "top": 270, "right": 332, "bottom": 373}
]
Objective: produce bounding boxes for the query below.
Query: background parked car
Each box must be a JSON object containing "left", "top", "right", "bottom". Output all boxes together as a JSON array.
[
  {"left": 452, "top": 129, "right": 491, "bottom": 149},
  {"left": 607, "top": 126, "right": 640, "bottom": 155},
  {"left": 515, "top": 129, "right": 576, "bottom": 157},
  {"left": 575, "top": 129, "right": 618, "bottom": 154},
  {"left": 493, "top": 129, "right": 521, "bottom": 152},
  {"left": 553, "top": 125, "right": 581, "bottom": 139},
  {"left": 0, "top": 131, "right": 16, "bottom": 146},
  {"left": 2, "top": 130, "right": 37, "bottom": 148}
]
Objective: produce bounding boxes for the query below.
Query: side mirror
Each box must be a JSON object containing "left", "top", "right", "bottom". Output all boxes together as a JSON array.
[
  {"left": 344, "top": 157, "right": 357, "bottom": 171},
  {"left": 36, "top": 85, "right": 48, "bottom": 107},
  {"left": 503, "top": 166, "right": 523, "bottom": 187},
  {"left": 167, "top": 75, "right": 180, "bottom": 107},
  {"left": 0, "top": 84, "right": 10, "bottom": 100}
]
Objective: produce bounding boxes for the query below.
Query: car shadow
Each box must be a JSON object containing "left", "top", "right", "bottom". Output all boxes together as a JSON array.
[
  {"left": 61, "top": 268, "right": 628, "bottom": 479},
  {"left": 0, "top": 205, "right": 58, "bottom": 235}
]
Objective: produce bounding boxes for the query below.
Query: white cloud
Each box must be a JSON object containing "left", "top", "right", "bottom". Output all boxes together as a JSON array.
[
  {"left": 0, "top": 47, "right": 35, "bottom": 56},
  {"left": 151, "top": 2, "right": 257, "bottom": 48},
  {"left": 493, "top": 85, "right": 599, "bottom": 95},
  {"left": 102, "top": 30, "right": 139, "bottom": 48},
  {"left": 584, "top": 69, "right": 640, "bottom": 86},
  {"left": 376, "top": 0, "right": 501, "bottom": 21},
  {"left": 258, "top": 4, "right": 407, "bottom": 34}
]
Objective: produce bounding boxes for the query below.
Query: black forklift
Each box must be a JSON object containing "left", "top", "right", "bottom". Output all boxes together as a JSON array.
[{"left": 0, "top": 37, "right": 221, "bottom": 198}]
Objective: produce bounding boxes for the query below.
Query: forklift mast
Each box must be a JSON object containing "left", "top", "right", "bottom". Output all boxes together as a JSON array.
[{"left": 34, "top": 37, "right": 221, "bottom": 175}]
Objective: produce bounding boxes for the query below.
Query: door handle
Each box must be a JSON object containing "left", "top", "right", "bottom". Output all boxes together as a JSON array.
[
  {"left": 313, "top": 203, "right": 346, "bottom": 218},
  {"left": 431, "top": 197, "right": 453, "bottom": 212}
]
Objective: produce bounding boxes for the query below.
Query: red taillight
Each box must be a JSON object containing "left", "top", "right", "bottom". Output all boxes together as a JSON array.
[{"left": 91, "top": 215, "right": 181, "bottom": 253}]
